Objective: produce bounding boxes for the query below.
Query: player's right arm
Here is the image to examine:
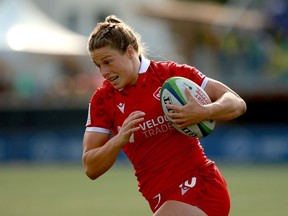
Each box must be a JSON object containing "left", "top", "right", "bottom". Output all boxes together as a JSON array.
[
  {"left": 82, "top": 111, "right": 145, "bottom": 180},
  {"left": 82, "top": 132, "right": 120, "bottom": 180}
]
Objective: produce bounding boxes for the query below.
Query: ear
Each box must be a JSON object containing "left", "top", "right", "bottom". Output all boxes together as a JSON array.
[{"left": 126, "top": 45, "right": 135, "bottom": 58}]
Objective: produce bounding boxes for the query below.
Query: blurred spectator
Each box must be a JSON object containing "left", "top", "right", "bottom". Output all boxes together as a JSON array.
[
  {"left": 265, "top": 0, "right": 288, "bottom": 37},
  {"left": 265, "top": 0, "right": 288, "bottom": 78}
]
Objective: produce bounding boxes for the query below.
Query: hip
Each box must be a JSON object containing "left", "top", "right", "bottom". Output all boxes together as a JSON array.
[{"left": 148, "top": 163, "right": 230, "bottom": 216}]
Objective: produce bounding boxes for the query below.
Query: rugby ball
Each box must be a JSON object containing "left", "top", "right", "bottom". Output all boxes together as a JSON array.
[{"left": 160, "top": 76, "right": 215, "bottom": 138}]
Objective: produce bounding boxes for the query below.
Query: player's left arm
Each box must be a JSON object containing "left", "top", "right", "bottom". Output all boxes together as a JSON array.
[
  {"left": 167, "top": 77, "right": 246, "bottom": 127},
  {"left": 203, "top": 78, "right": 247, "bottom": 121}
]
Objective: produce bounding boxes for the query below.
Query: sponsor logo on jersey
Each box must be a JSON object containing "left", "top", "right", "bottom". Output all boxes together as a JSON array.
[
  {"left": 179, "top": 177, "right": 197, "bottom": 195},
  {"left": 153, "top": 87, "right": 161, "bottom": 100},
  {"left": 117, "top": 114, "right": 174, "bottom": 142},
  {"left": 117, "top": 102, "right": 125, "bottom": 114},
  {"left": 139, "top": 115, "right": 174, "bottom": 138},
  {"left": 152, "top": 193, "right": 161, "bottom": 210}
]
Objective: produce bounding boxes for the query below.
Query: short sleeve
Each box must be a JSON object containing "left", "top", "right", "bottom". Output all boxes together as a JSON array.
[{"left": 85, "top": 89, "right": 112, "bottom": 134}]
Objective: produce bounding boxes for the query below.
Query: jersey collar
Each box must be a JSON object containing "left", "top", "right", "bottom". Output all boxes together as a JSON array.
[{"left": 139, "top": 56, "right": 150, "bottom": 74}]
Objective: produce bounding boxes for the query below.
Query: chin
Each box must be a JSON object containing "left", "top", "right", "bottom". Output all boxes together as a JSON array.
[{"left": 112, "top": 83, "right": 124, "bottom": 90}]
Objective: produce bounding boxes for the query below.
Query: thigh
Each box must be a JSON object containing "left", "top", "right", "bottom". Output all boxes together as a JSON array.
[{"left": 153, "top": 200, "right": 207, "bottom": 216}]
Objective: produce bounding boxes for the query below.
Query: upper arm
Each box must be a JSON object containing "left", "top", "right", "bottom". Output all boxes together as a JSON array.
[
  {"left": 83, "top": 131, "right": 110, "bottom": 153},
  {"left": 204, "top": 78, "right": 242, "bottom": 102}
]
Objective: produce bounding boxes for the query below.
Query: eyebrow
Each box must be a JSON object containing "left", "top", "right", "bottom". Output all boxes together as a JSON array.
[{"left": 100, "top": 55, "right": 113, "bottom": 61}]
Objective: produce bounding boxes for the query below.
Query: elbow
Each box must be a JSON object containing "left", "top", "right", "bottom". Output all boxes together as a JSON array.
[
  {"left": 84, "top": 164, "right": 101, "bottom": 180},
  {"left": 234, "top": 99, "right": 247, "bottom": 119},
  {"left": 85, "top": 169, "right": 99, "bottom": 180},
  {"left": 240, "top": 99, "right": 247, "bottom": 116},
  {"left": 82, "top": 157, "right": 100, "bottom": 180}
]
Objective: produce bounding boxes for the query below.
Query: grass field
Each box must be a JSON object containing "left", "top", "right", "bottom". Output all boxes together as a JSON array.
[{"left": 0, "top": 163, "right": 287, "bottom": 216}]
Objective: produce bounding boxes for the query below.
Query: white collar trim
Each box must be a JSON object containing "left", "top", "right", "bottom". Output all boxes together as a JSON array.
[{"left": 139, "top": 56, "right": 150, "bottom": 74}]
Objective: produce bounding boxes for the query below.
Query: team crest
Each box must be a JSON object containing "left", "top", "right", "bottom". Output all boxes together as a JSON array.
[{"left": 153, "top": 87, "right": 161, "bottom": 100}]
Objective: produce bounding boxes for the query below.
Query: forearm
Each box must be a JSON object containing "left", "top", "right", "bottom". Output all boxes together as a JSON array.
[
  {"left": 83, "top": 135, "right": 123, "bottom": 180},
  {"left": 82, "top": 111, "right": 145, "bottom": 180},
  {"left": 206, "top": 92, "right": 247, "bottom": 121}
]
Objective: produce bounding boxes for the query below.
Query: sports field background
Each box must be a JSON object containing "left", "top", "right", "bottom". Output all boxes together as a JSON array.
[
  {"left": 1, "top": 1, "right": 288, "bottom": 215},
  {"left": 1, "top": 163, "right": 287, "bottom": 216}
]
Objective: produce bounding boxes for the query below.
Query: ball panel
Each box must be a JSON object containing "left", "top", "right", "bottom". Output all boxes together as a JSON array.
[
  {"left": 180, "top": 124, "right": 202, "bottom": 137},
  {"left": 161, "top": 88, "right": 184, "bottom": 115},
  {"left": 162, "top": 79, "right": 186, "bottom": 105},
  {"left": 160, "top": 76, "right": 216, "bottom": 138},
  {"left": 175, "top": 76, "right": 212, "bottom": 105},
  {"left": 197, "top": 121, "right": 214, "bottom": 137}
]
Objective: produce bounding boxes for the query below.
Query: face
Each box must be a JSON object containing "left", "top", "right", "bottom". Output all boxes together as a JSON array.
[{"left": 90, "top": 46, "right": 138, "bottom": 90}]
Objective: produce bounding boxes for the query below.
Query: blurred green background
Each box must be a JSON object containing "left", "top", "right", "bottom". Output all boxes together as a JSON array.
[
  {"left": 1, "top": 0, "right": 288, "bottom": 215},
  {"left": 1, "top": 164, "right": 288, "bottom": 216}
]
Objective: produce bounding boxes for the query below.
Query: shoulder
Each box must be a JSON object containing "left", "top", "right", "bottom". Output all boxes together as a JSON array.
[
  {"left": 149, "top": 59, "right": 175, "bottom": 70},
  {"left": 147, "top": 60, "right": 176, "bottom": 79},
  {"left": 149, "top": 59, "right": 200, "bottom": 74},
  {"left": 147, "top": 59, "right": 205, "bottom": 82},
  {"left": 90, "top": 80, "right": 115, "bottom": 104}
]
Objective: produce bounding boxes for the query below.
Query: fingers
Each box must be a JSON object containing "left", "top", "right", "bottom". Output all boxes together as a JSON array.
[
  {"left": 167, "top": 112, "right": 185, "bottom": 124},
  {"left": 118, "top": 111, "right": 145, "bottom": 144},
  {"left": 185, "top": 87, "right": 198, "bottom": 104},
  {"left": 166, "top": 87, "right": 196, "bottom": 113},
  {"left": 126, "top": 111, "right": 145, "bottom": 124},
  {"left": 166, "top": 109, "right": 186, "bottom": 127},
  {"left": 129, "top": 111, "right": 146, "bottom": 118},
  {"left": 184, "top": 87, "right": 193, "bottom": 100},
  {"left": 165, "top": 88, "right": 198, "bottom": 127},
  {"left": 123, "top": 111, "right": 145, "bottom": 131}
]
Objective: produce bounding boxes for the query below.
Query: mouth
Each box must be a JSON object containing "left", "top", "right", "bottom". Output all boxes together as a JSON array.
[{"left": 107, "top": 75, "right": 119, "bottom": 85}]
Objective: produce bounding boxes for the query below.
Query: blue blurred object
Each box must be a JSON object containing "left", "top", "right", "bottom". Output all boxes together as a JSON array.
[
  {"left": 0, "top": 124, "right": 288, "bottom": 164},
  {"left": 266, "top": 0, "right": 288, "bottom": 33}
]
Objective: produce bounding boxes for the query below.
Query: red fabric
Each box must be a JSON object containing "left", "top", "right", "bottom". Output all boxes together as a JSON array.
[
  {"left": 148, "top": 163, "right": 231, "bottom": 216},
  {"left": 86, "top": 59, "right": 216, "bottom": 201}
]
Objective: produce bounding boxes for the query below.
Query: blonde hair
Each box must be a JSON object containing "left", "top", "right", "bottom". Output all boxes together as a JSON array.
[{"left": 88, "top": 15, "right": 145, "bottom": 56}]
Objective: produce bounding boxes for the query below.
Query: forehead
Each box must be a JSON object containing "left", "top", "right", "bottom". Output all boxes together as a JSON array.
[{"left": 90, "top": 47, "right": 120, "bottom": 61}]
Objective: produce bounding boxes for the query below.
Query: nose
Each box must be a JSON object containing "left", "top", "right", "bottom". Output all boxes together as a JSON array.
[{"left": 99, "top": 65, "right": 110, "bottom": 76}]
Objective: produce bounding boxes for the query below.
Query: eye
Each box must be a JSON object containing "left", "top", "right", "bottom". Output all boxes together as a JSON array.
[{"left": 103, "top": 60, "right": 111, "bottom": 65}]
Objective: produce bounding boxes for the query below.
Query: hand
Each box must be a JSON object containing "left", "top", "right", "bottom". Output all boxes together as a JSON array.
[
  {"left": 116, "top": 111, "right": 145, "bottom": 145},
  {"left": 166, "top": 88, "right": 208, "bottom": 128}
]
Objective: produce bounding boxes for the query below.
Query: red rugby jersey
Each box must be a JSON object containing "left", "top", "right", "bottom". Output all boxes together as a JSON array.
[{"left": 86, "top": 57, "right": 211, "bottom": 200}]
